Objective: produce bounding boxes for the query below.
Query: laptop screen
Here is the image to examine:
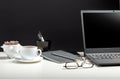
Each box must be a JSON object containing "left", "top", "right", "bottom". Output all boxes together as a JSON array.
[{"left": 81, "top": 11, "right": 120, "bottom": 49}]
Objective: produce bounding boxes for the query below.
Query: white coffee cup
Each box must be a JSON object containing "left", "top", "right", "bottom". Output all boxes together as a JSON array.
[
  {"left": 1, "top": 44, "right": 22, "bottom": 58},
  {"left": 19, "top": 46, "right": 42, "bottom": 60}
]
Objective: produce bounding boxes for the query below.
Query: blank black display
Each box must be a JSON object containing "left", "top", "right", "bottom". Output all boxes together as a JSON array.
[{"left": 83, "top": 13, "right": 120, "bottom": 48}]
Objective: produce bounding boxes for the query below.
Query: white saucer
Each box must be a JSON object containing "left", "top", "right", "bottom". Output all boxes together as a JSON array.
[{"left": 15, "top": 56, "right": 43, "bottom": 63}]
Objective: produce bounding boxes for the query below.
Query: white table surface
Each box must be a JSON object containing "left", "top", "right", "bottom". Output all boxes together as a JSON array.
[{"left": 0, "top": 52, "right": 120, "bottom": 79}]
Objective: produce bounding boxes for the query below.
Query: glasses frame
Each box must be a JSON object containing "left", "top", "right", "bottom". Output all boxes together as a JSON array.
[{"left": 64, "top": 57, "right": 94, "bottom": 69}]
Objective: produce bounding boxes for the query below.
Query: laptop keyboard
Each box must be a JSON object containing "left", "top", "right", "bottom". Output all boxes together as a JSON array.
[{"left": 87, "top": 53, "right": 120, "bottom": 60}]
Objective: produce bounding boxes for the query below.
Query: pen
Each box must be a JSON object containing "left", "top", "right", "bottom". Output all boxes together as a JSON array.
[{"left": 38, "top": 31, "right": 45, "bottom": 42}]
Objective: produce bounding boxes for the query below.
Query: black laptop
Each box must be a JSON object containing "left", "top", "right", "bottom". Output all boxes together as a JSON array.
[{"left": 81, "top": 10, "right": 120, "bottom": 66}]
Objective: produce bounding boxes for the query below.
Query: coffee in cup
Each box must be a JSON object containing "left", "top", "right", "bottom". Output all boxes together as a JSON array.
[{"left": 1, "top": 41, "right": 21, "bottom": 58}]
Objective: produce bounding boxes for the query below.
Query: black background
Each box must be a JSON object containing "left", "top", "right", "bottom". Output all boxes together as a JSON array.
[{"left": 0, "top": 0, "right": 119, "bottom": 53}]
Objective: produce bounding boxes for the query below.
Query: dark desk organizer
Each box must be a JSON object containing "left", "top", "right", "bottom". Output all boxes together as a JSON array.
[{"left": 36, "top": 41, "right": 50, "bottom": 51}]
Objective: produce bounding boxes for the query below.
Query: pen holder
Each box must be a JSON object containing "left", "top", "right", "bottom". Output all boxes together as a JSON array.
[{"left": 36, "top": 41, "right": 49, "bottom": 51}]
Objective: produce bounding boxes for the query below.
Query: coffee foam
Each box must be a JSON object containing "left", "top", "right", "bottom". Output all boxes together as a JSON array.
[{"left": 4, "top": 41, "right": 19, "bottom": 45}]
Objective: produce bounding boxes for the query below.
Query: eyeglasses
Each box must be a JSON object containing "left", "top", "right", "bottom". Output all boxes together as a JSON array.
[{"left": 64, "top": 57, "right": 94, "bottom": 69}]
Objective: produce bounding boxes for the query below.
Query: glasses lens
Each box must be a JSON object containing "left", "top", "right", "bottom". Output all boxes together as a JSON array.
[{"left": 64, "top": 62, "right": 79, "bottom": 69}]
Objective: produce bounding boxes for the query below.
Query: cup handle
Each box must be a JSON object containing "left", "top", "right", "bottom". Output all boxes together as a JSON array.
[
  {"left": 38, "top": 49, "right": 42, "bottom": 57},
  {"left": 1, "top": 46, "right": 3, "bottom": 48}
]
